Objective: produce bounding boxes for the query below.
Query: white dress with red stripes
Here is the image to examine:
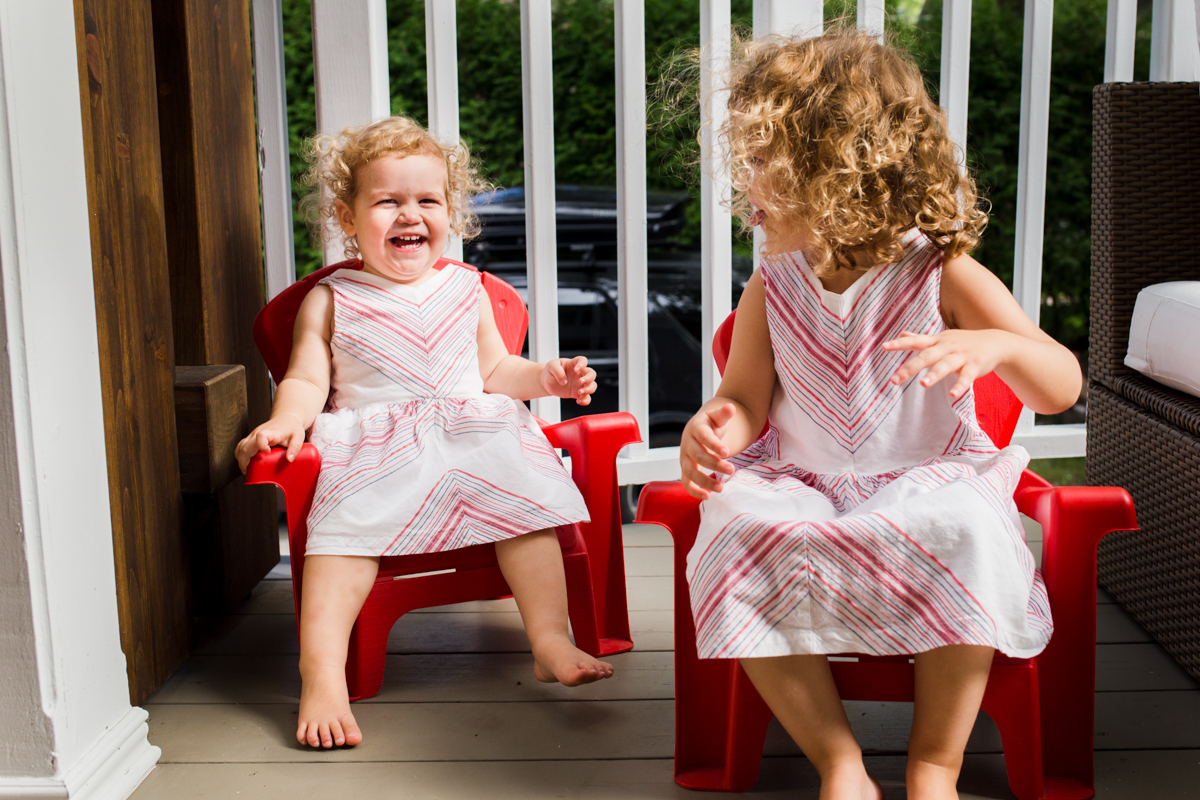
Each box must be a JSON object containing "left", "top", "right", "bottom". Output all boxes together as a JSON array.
[
  {"left": 304, "top": 264, "right": 588, "bottom": 557},
  {"left": 687, "top": 230, "right": 1052, "bottom": 660}
]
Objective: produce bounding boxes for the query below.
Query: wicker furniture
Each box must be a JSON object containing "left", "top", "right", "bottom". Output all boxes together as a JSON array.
[{"left": 1088, "top": 81, "right": 1200, "bottom": 681}]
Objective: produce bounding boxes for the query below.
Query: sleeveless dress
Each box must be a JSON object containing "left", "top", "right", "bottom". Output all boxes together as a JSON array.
[
  {"left": 304, "top": 264, "right": 589, "bottom": 557},
  {"left": 687, "top": 230, "right": 1052, "bottom": 661}
]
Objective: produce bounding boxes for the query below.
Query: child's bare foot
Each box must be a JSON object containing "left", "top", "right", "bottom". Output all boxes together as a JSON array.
[
  {"left": 296, "top": 666, "right": 362, "bottom": 748},
  {"left": 820, "top": 765, "right": 883, "bottom": 800},
  {"left": 906, "top": 759, "right": 960, "bottom": 799},
  {"left": 530, "top": 633, "right": 614, "bottom": 686}
]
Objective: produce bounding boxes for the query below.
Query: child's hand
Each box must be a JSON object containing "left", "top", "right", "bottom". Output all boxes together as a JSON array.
[
  {"left": 541, "top": 357, "right": 598, "bottom": 405},
  {"left": 883, "top": 329, "right": 1012, "bottom": 400},
  {"left": 680, "top": 403, "right": 737, "bottom": 499},
  {"left": 235, "top": 414, "right": 307, "bottom": 473}
]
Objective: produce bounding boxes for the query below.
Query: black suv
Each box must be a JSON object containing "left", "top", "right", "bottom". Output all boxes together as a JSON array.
[{"left": 467, "top": 186, "right": 752, "bottom": 448}]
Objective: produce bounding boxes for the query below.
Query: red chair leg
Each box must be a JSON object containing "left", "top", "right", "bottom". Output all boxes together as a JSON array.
[
  {"left": 637, "top": 481, "right": 773, "bottom": 792},
  {"left": 562, "top": 549, "right": 633, "bottom": 657},
  {"left": 981, "top": 663, "right": 1045, "bottom": 800},
  {"left": 345, "top": 583, "right": 415, "bottom": 702}
]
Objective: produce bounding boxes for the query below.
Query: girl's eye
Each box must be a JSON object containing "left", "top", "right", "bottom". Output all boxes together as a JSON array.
[{"left": 377, "top": 198, "right": 397, "bottom": 206}]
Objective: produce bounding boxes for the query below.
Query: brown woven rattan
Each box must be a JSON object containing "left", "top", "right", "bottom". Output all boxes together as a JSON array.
[{"left": 1089, "top": 82, "right": 1200, "bottom": 681}]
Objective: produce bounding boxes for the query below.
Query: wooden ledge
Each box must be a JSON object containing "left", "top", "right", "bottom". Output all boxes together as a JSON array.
[{"left": 174, "top": 365, "right": 248, "bottom": 494}]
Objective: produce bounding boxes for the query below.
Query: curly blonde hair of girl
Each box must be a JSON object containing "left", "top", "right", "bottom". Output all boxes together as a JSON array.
[
  {"left": 301, "top": 116, "right": 491, "bottom": 259},
  {"left": 722, "top": 27, "right": 988, "bottom": 275}
]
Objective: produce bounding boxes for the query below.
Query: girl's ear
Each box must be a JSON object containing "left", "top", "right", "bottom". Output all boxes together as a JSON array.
[{"left": 335, "top": 199, "right": 356, "bottom": 237}]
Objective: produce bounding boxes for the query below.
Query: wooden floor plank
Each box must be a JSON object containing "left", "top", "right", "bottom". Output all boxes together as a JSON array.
[
  {"left": 193, "top": 609, "right": 674, "bottom": 656},
  {"left": 147, "top": 651, "right": 673, "bottom": 705},
  {"left": 1096, "top": 603, "right": 1156, "bottom": 644},
  {"left": 1096, "top": 643, "right": 1200, "bottom": 692},
  {"left": 146, "top": 700, "right": 676, "bottom": 763}
]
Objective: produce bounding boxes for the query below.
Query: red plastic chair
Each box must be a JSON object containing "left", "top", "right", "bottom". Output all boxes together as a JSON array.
[
  {"left": 246, "top": 257, "right": 640, "bottom": 701},
  {"left": 636, "top": 310, "right": 1138, "bottom": 800}
]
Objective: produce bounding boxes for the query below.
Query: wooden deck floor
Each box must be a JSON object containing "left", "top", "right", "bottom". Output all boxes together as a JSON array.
[{"left": 131, "top": 522, "right": 1200, "bottom": 799}]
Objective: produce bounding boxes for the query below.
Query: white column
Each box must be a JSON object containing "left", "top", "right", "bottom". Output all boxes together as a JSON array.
[
  {"left": 252, "top": 0, "right": 297, "bottom": 298},
  {"left": 1150, "top": 0, "right": 1200, "bottom": 81},
  {"left": 1103, "top": 0, "right": 1138, "bottom": 82},
  {"left": 520, "top": 0, "right": 561, "bottom": 422},
  {"left": 701, "top": 0, "right": 733, "bottom": 400},
  {"left": 940, "top": 0, "right": 973, "bottom": 161},
  {"left": 425, "top": 0, "right": 464, "bottom": 262},
  {"left": 0, "top": 1, "right": 159, "bottom": 798},
  {"left": 311, "top": 0, "right": 390, "bottom": 265},
  {"left": 615, "top": 0, "right": 649, "bottom": 456}
]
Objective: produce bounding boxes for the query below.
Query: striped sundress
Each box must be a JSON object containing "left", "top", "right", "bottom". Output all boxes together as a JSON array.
[
  {"left": 687, "top": 229, "right": 1052, "bottom": 660},
  {"left": 304, "top": 264, "right": 588, "bottom": 557}
]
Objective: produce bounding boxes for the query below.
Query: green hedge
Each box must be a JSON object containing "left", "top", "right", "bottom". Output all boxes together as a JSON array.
[{"left": 280, "top": 0, "right": 1152, "bottom": 349}]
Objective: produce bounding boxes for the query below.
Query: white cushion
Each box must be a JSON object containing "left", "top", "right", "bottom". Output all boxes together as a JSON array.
[{"left": 1125, "top": 281, "right": 1200, "bottom": 399}]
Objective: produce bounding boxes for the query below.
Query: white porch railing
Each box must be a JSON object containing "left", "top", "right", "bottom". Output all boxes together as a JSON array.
[{"left": 250, "top": 0, "right": 1200, "bottom": 482}]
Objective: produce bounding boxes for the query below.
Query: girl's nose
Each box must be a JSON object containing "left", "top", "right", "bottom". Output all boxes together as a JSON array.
[{"left": 396, "top": 204, "right": 421, "bottom": 223}]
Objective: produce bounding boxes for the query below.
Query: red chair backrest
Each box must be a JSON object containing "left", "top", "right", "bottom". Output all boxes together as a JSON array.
[
  {"left": 253, "top": 257, "right": 529, "bottom": 384},
  {"left": 712, "top": 309, "right": 1023, "bottom": 448}
]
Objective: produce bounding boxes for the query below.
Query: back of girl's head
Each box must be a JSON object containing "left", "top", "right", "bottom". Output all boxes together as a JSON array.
[
  {"left": 302, "top": 116, "right": 490, "bottom": 258},
  {"left": 723, "top": 26, "right": 987, "bottom": 273}
]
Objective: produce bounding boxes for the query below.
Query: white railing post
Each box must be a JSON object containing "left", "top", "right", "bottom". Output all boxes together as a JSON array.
[
  {"left": 752, "top": 0, "right": 823, "bottom": 38},
  {"left": 311, "top": 0, "right": 390, "bottom": 265},
  {"left": 1150, "top": 0, "right": 1200, "bottom": 81},
  {"left": 615, "top": 0, "right": 649, "bottom": 457},
  {"left": 1012, "top": 0, "right": 1053, "bottom": 327},
  {"left": 940, "top": 0, "right": 973, "bottom": 161},
  {"left": 701, "top": 0, "right": 733, "bottom": 401},
  {"left": 251, "top": 0, "right": 297, "bottom": 298},
  {"left": 750, "top": 2, "right": 824, "bottom": 276},
  {"left": 425, "top": 0, "right": 465, "bottom": 262},
  {"left": 1104, "top": 0, "right": 1138, "bottom": 81},
  {"left": 857, "top": 0, "right": 886, "bottom": 40},
  {"left": 1011, "top": 0, "right": 1055, "bottom": 438},
  {"left": 520, "top": 0, "right": 561, "bottom": 423}
]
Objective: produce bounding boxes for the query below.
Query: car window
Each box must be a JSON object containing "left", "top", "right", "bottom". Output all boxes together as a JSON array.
[{"left": 556, "top": 286, "right": 617, "bottom": 353}]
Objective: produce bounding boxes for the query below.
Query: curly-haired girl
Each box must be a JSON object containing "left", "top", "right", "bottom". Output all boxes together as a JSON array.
[
  {"left": 236, "top": 116, "right": 612, "bottom": 750},
  {"left": 679, "top": 30, "right": 1080, "bottom": 800}
]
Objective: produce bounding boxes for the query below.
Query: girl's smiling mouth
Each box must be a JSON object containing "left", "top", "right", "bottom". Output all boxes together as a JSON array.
[{"left": 389, "top": 235, "right": 426, "bottom": 251}]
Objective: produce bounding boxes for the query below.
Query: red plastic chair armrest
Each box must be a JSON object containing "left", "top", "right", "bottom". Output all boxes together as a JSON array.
[{"left": 245, "top": 443, "right": 321, "bottom": 520}]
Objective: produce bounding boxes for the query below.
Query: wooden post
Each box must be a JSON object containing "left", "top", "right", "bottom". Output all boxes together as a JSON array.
[
  {"left": 72, "top": 0, "right": 191, "bottom": 704},
  {"left": 153, "top": 0, "right": 279, "bottom": 613}
]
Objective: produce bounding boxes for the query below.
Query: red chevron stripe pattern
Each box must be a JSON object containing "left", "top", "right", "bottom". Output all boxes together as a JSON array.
[
  {"left": 691, "top": 512, "right": 1000, "bottom": 659},
  {"left": 689, "top": 231, "right": 1051, "bottom": 660},
  {"left": 763, "top": 235, "right": 948, "bottom": 453},
  {"left": 326, "top": 268, "right": 479, "bottom": 399},
  {"left": 303, "top": 265, "right": 589, "bottom": 557},
  {"left": 384, "top": 470, "right": 575, "bottom": 555}
]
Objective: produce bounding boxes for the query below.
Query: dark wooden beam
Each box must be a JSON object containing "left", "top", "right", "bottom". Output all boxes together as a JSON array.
[
  {"left": 73, "top": 0, "right": 192, "bottom": 704},
  {"left": 175, "top": 365, "right": 249, "bottom": 494},
  {"left": 152, "top": 0, "right": 278, "bottom": 612}
]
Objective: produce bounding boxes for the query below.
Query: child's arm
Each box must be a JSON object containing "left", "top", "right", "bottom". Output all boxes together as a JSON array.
[
  {"left": 883, "top": 253, "right": 1082, "bottom": 415},
  {"left": 235, "top": 287, "right": 334, "bottom": 471},
  {"left": 476, "top": 285, "right": 597, "bottom": 405},
  {"left": 679, "top": 271, "right": 778, "bottom": 499}
]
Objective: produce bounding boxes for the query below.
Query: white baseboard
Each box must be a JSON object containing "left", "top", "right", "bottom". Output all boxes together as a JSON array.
[{"left": 0, "top": 707, "right": 160, "bottom": 800}]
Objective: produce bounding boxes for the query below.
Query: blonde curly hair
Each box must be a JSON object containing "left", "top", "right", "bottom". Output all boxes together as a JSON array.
[
  {"left": 721, "top": 26, "right": 987, "bottom": 275},
  {"left": 302, "top": 116, "right": 491, "bottom": 259}
]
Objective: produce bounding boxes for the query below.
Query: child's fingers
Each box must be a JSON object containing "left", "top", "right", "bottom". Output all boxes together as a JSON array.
[
  {"left": 547, "top": 359, "right": 568, "bottom": 386},
  {"left": 918, "top": 352, "right": 965, "bottom": 388},
  {"left": 571, "top": 356, "right": 589, "bottom": 374},
  {"left": 285, "top": 432, "right": 303, "bottom": 463},
  {"left": 690, "top": 421, "right": 730, "bottom": 460},
  {"left": 707, "top": 402, "right": 737, "bottom": 433},
  {"left": 948, "top": 364, "right": 978, "bottom": 399},
  {"left": 890, "top": 345, "right": 941, "bottom": 385},
  {"left": 882, "top": 333, "right": 931, "bottom": 351},
  {"left": 685, "top": 436, "right": 733, "bottom": 475}
]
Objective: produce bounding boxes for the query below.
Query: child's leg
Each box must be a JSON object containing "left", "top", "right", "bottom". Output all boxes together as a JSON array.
[
  {"left": 494, "top": 528, "right": 614, "bottom": 686},
  {"left": 907, "top": 645, "right": 994, "bottom": 800},
  {"left": 740, "top": 655, "right": 882, "bottom": 800},
  {"left": 296, "top": 554, "right": 380, "bottom": 748}
]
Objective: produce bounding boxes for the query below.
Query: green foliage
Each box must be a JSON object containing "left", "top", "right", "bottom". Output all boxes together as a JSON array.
[{"left": 279, "top": 0, "right": 1154, "bottom": 347}]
